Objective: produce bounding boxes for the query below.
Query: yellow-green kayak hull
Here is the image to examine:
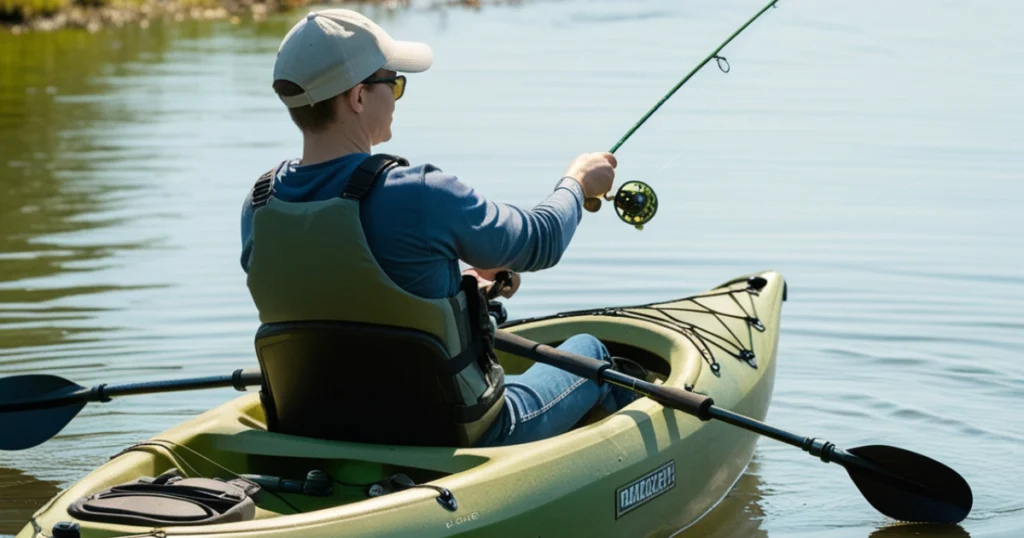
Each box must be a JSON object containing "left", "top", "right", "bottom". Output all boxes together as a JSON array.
[{"left": 18, "top": 271, "right": 785, "bottom": 538}]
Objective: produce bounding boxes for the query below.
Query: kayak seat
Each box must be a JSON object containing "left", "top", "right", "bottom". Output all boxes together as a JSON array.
[{"left": 254, "top": 321, "right": 470, "bottom": 447}]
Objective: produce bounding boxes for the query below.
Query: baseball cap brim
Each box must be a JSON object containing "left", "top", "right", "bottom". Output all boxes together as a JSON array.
[{"left": 383, "top": 39, "right": 433, "bottom": 73}]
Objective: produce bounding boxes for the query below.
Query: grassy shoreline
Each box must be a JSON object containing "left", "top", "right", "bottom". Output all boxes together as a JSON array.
[
  {"left": 1, "top": 0, "right": 483, "bottom": 33},
  {"left": 2, "top": 0, "right": 291, "bottom": 32}
]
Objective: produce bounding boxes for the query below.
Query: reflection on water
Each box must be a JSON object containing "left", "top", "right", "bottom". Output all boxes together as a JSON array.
[
  {"left": 869, "top": 523, "right": 972, "bottom": 538},
  {"left": 0, "top": 468, "right": 60, "bottom": 532},
  {"left": 681, "top": 460, "right": 767, "bottom": 538},
  {"left": 1, "top": 0, "right": 1023, "bottom": 537},
  {"left": 0, "top": 25, "right": 168, "bottom": 355}
]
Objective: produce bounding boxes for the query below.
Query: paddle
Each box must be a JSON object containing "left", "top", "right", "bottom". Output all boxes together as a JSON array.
[
  {"left": 492, "top": 331, "right": 974, "bottom": 525},
  {"left": 0, "top": 368, "right": 261, "bottom": 451},
  {"left": 0, "top": 334, "right": 972, "bottom": 524}
]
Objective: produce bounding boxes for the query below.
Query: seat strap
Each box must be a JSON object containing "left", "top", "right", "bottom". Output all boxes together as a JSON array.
[
  {"left": 341, "top": 154, "right": 410, "bottom": 201},
  {"left": 437, "top": 339, "right": 483, "bottom": 376}
]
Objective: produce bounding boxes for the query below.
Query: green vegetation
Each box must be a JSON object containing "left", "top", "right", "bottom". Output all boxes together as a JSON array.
[
  {"left": 1, "top": 0, "right": 69, "bottom": 22},
  {"left": 1, "top": 0, "right": 142, "bottom": 24},
  {"left": 1, "top": 0, "right": 306, "bottom": 31},
  {"left": 1, "top": 0, "right": 482, "bottom": 31}
]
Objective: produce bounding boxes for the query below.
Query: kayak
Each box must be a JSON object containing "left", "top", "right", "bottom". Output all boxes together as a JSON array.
[{"left": 17, "top": 271, "right": 786, "bottom": 538}]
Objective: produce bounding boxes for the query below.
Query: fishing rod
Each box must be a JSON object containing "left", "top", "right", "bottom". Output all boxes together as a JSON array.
[{"left": 586, "top": 0, "right": 780, "bottom": 230}]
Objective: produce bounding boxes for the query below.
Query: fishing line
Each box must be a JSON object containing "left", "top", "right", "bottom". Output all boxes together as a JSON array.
[{"left": 585, "top": 0, "right": 780, "bottom": 230}]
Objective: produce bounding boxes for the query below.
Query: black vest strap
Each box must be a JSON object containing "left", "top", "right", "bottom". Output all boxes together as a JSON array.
[
  {"left": 460, "top": 275, "right": 501, "bottom": 371},
  {"left": 341, "top": 154, "right": 410, "bottom": 201},
  {"left": 252, "top": 155, "right": 408, "bottom": 210},
  {"left": 251, "top": 165, "right": 278, "bottom": 210}
]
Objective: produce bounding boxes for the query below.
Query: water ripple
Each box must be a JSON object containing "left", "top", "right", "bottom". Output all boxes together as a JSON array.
[{"left": 2, "top": 2, "right": 1023, "bottom": 537}]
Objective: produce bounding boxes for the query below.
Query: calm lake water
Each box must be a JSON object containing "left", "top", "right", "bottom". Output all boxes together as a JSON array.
[{"left": 1, "top": 0, "right": 1022, "bottom": 536}]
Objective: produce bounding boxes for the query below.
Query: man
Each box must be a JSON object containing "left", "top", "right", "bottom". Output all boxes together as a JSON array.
[{"left": 241, "top": 9, "right": 635, "bottom": 447}]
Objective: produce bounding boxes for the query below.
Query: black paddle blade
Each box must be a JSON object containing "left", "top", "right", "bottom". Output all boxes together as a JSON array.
[
  {"left": 0, "top": 374, "right": 87, "bottom": 450},
  {"left": 842, "top": 444, "right": 973, "bottom": 524}
]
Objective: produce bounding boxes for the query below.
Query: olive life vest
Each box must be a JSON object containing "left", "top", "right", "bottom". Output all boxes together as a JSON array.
[{"left": 245, "top": 154, "right": 505, "bottom": 446}]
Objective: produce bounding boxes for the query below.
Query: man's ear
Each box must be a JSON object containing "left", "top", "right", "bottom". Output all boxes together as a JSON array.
[{"left": 344, "top": 85, "right": 364, "bottom": 113}]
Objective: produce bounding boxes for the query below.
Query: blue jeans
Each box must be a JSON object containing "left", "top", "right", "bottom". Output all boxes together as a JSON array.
[{"left": 475, "top": 334, "right": 637, "bottom": 447}]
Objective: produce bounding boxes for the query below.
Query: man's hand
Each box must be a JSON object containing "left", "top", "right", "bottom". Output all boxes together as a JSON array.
[
  {"left": 564, "top": 152, "right": 617, "bottom": 199},
  {"left": 462, "top": 268, "right": 521, "bottom": 299}
]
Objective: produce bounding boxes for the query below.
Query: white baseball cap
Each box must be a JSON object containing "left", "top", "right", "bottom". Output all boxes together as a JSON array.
[{"left": 273, "top": 9, "right": 433, "bottom": 108}]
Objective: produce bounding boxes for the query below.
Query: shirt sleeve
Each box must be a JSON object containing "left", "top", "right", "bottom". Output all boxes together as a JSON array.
[{"left": 421, "top": 165, "right": 585, "bottom": 272}]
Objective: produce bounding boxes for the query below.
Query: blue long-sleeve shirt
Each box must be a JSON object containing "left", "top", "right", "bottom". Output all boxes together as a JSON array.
[{"left": 240, "top": 153, "right": 585, "bottom": 299}]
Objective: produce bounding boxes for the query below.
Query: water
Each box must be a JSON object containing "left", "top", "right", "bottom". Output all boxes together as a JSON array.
[{"left": 1, "top": 0, "right": 1022, "bottom": 536}]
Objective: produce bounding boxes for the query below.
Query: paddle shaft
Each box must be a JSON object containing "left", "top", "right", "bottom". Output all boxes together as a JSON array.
[
  {"left": 0, "top": 368, "right": 261, "bottom": 413},
  {"left": 496, "top": 330, "right": 868, "bottom": 467},
  {"left": 606, "top": 368, "right": 879, "bottom": 475},
  {"left": 494, "top": 330, "right": 715, "bottom": 417},
  {"left": 98, "top": 368, "right": 262, "bottom": 398}
]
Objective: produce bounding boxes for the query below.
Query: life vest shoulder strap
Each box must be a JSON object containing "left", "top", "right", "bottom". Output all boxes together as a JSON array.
[
  {"left": 251, "top": 154, "right": 408, "bottom": 209},
  {"left": 341, "top": 153, "right": 410, "bottom": 201},
  {"left": 251, "top": 161, "right": 288, "bottom": 210}
]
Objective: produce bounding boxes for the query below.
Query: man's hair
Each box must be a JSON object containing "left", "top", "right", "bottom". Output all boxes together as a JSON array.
[{"left": 272, "top": 80, "right": 341, "bottom": 133}]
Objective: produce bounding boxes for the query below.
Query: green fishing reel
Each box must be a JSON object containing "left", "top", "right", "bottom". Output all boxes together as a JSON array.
[{"left": 583, "top": 181, "right": 658, "bottom": 230}]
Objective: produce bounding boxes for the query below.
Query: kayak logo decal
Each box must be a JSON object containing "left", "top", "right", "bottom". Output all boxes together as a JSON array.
[
  {"left": 615, "top": 460, "right": 676, "bottom": 518},
  {"left": 445, "top": 511, "right": 480, "bottom": 530}
]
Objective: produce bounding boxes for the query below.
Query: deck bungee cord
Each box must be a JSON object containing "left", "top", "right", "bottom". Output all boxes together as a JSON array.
[
  {"left": 503, "top": 275, "right": 773, "bottom": 376},
  {"left": 587, "top": 0, "right": 780, "bottom": 229},
  {"left": 593, "top": 279, "right": 767, "bottom": 375}
]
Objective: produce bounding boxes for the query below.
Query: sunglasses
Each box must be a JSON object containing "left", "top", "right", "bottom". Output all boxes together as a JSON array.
[{"left": 362, "top": 75, "right": 407, "bottom": 101}]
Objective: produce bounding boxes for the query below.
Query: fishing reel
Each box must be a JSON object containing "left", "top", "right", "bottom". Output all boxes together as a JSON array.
[{"left": 583, "top": 181, "right": 658, "bottom": 230}]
